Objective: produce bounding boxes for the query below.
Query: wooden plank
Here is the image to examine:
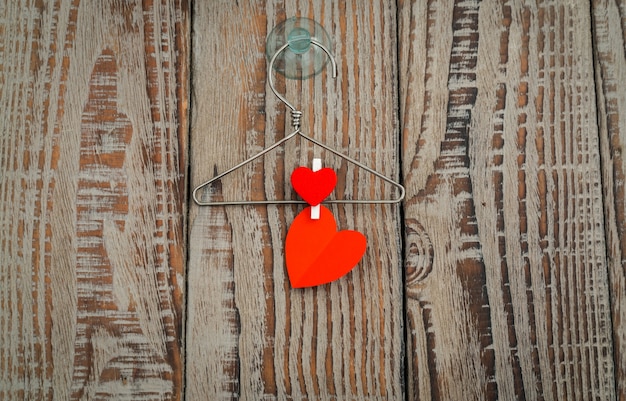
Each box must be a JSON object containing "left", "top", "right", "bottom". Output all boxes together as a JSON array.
[
  {"left": 187, "top": 1, "right": 404, "bottom": 399},
  {"left": 398, "top": 0, "right": 616, "bottom": 399},
  {"left": 0, "top": 1, "right": 189, "bottom": 399},
  {"left": 591, "top": 0, "right": 626, "bottom": 399}
]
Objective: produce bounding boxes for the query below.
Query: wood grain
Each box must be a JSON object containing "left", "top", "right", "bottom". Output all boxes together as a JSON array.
[
  {"left": 187, "top": 1, "right": 403, "bottom": 399},
  {"left": 592, "top": 0, "right": 626, "bottom": 399},
  {"left": 399, "top": 0, "right": 616, "bottom": 400},
  {"left": 0, "top": 1, "right": 188, "bottom": 399},
  {"left": 1, "top": 1, "right": 623, "bottom": 399}
]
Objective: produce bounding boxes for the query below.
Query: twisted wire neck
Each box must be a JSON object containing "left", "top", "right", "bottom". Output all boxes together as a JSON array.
[{"left": 291, "top": 109, "right": 303, "bottom": 130}]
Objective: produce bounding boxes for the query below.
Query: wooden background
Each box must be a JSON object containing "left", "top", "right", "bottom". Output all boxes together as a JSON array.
[{"left": 1, "top": 0, "right": 624, "bottom": 400}]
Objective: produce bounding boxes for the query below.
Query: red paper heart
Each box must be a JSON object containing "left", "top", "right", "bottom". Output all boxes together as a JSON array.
[
  {"left": 291, "top": 166, "right": 337, "bottom": 206},
  {"left": 285, "top": 206, "right": 366, "bottom": 288}
]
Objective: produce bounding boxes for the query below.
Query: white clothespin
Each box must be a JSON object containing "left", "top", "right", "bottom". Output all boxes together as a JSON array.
[{"left": 311, "top": 158, "right": 321, "bottom": 219}]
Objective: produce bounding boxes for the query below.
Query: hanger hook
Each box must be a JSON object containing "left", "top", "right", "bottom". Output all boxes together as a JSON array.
[{"left": 267, "top": 38, "right": 338, "bottom": 113}]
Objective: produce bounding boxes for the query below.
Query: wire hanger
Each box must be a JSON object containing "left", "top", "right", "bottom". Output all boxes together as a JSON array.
[{"left": 192, "top": 38, "right": 405, "bottom": 206}]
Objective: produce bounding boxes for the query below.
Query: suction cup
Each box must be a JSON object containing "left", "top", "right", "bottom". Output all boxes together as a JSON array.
[{"left": 266, "top": 17, "right": 332, "bottom": 80}]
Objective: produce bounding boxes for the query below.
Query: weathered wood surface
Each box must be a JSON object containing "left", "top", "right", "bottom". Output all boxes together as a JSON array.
[
  {"left": 187, "top": 1, "right": 404, "bottom": 400},
  {"left": 592, "top": 0, "right": 626, "bottom": 400},
  {"left": 0, "top": 1, "right": 188, "bottom": 400},
  {"left": 399, "top": 0, "right": 618, "bottom": 400},
  {"left": 2, "top": 0, "right": 625, "bottom": 400}
]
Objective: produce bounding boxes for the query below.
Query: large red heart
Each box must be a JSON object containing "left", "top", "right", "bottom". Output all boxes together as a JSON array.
[
  {"left": 285, "top": 206, "right": 366, "bottom": 288},
  {"left": 290, "top": 166, "right": 337, "bottom": 206}
]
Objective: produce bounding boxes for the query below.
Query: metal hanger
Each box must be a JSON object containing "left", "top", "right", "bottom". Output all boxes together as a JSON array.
[{"left": 192, "top": 38, "right": 405, "bottom": 206}]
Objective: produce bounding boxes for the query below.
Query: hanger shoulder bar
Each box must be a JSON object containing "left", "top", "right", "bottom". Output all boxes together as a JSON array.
[
  {"left": 192, "top": 130, "right": 299, "bottom": 206},
  {"left": 192, "top": 131, "right": 406, "bottom": 207}
]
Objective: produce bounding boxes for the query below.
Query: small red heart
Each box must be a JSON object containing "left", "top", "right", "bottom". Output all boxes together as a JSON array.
[
  {"left": 285, "top": 206, "right": 366, "bottom": 288},
  {"left": 290, "top": 166, "right": 337, "bottom": 206}
]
